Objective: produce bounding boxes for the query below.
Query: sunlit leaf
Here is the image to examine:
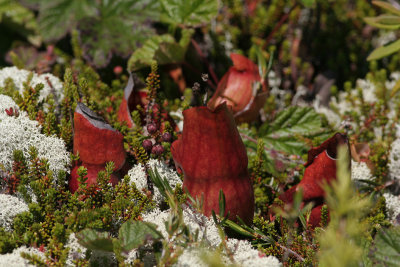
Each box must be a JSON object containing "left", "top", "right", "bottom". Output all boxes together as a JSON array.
[
  {"left": 370, "top": 227, "right": 400, "bottom": 266},
  {"left": 76, "top": 229, "right": 114, "bottom": 252},
  {"left": 160, "top": 0, "right": 218, "bottom": 26},
  {"left": 364, "top": 15, "right": 400, "bottom": 30},
  {"left": 367, "top": 39, "right": 400, "bottom": 61},
  {"left": 118, "top": 220, "right": 163, "bottom": 252},
  {"left": 128, "top": 30, "right": 193, "bottom": 71},
  {"left": 372, "top": 1, "right": 400, "bottom": 16}
]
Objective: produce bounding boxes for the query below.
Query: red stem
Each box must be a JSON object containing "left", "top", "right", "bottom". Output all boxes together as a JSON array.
[{"left": 263, "top": 4, "right": 298, "bottom": 49}]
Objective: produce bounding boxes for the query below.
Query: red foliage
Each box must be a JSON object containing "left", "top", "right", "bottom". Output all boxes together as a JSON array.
[
  {"left": 171, "top": 103, "right": 254, "bottom": 224},
  {"left": 279, "top": 133, "right": 350, "bottom": 228},
  {"left": 69, "top": 103, "right": 125, "bottom": 193},
  {"left": 117, "top": 73, "right": 176, "bottom": 132},
  {"left": 117, "top": 73, "right": 148, "bottom": 128},
  {"left": 207, "top": 53, "right": 268, "bottom": 123}
]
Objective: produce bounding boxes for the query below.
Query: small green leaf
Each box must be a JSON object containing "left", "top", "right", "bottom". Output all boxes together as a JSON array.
[
  {"left": 364, "top": 15, "right": 400, "bottom": 30},
  {"left": 160, "top": 0, "right": 218, "bottom": 26},
  {"left": 218, "top": 190, "right": 226, "bottom": 218},
  {"left": 119, "top": 220, "right": 163, "bottom": 252},
  {"left": 37, "top": 0, "right": 97, "bottom": 42},
  {"left": 128, "top": 31, "right": 193, "bottom": 71},
  {"left": 372, "top": 1, "right": 400, "bottom": 16},
  {"left": 76, "top": 229, "right": 114, "bottom": 252},
  {"left": 148, "top": 167, "right": 174, "bottom": 199},
  {"left": 370, "top": 228, "right": 400, "bottom": 266},
  {"left": 367, "top": 39, "right": 400, "bottom": 61}
]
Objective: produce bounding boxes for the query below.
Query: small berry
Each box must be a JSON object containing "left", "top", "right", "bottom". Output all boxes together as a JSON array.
[
  {"left": 162, "top": 132, "right": 172, "bottom": 142},
  {"left": 114, "top": 66, "right": 123, "bottom": 75},
  {"left": 142, "top": 139, "right": 153, "bottom": 151},
  {"left": 152, "top": 144, "right": 164, "bottom": 155},
  {"left": 147, "top": 123, "right": 158, "bottom": 134}
]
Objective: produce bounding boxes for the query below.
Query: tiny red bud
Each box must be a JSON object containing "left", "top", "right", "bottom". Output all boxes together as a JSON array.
[
  {"left": 5, "top": 107, "right": 13, "bottom": 116},
  {"left": 142, "top": 139, "right": 153, "bottom": 151},
  {"left": 114, "top": 66, "right": 123, "bottom": 75},
  {"left": 152, "top": 144, "right": 164, "bottom": 155},
  {"left": 162, "top": 132, "right": 172, "bottom": 142},
  {"left": 147, "top": 123, "right": 157, "bottom": 134}
]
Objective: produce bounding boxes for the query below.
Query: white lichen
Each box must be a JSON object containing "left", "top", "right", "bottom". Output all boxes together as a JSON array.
[
  {"left": 141, "top": 208, "right": 171, "bottom": 238},
  {"left": 65, "top": 233, "right": 87, "bottom": 266},
  {"left": 226, "top": 239, "right": 282, "bottom": 267},
  {"left": 0, "top": 194, "right": 29, "bottom": 232},
  {"left": 181, "top": 206, "right": 221, "bottom": 247},
  {"left": 124, "top": 249, "right": 139, "bottom": 265},
  {"left": 0, "top": 66, "right": 63, "bottom": 102},
  {"left": 389, "top": 137, "right": 400, "bottom": 180},
  {"left": 127, "top": 159, "right": 182, "bottom": 204},
  {"left": 313, "top": 98, "right": 341, "bottom": 127},
  {"left": 0, "top": 94, "right": 70, "bottom": 174},
  {"left": 174, "top": 247, "right": 208, "bottom": 267},
  {"left": 383, "top": 193, "right": 400, "bottom": 224},
  {"left": 351, "top": 160, "right": 374, "bottom": 181},
  {"left": 356, "top": 79, "right": 377, "bottom": 103},
  {"left": 142, "top": 205, "right": 220, "bottom": 246},
  {"left": 142, "top": 206, "right": 281, "bottom": 266},
  {"left": 0, "top": 246, "right": 45, "bottom": 267}
]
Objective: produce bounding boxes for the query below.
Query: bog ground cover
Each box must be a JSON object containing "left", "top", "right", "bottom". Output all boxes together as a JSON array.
[{"left": 1, "top": 0, "right": 400, "bottom": 266}]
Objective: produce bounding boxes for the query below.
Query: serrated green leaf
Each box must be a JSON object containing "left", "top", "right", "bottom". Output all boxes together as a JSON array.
[
  {"left": 372, "top": 1, "right": 400, "bottom": 16},
  {"left": 160, "top": 0, "right": 218, "bottom": 26},
  {"left": 367, "top": 39, "right": 400, "bottom": 61},
  {"left": 128, "top": 31, "right": 193, "bottom": 71},
  {"left": 119, "top": 220, "right": 163, "bottom": 252},
  {"left": 28, "top": 0, "right": 160, "bottom": 67},
  {"left": 76, "top": 229, "right": 114, "bottom": 252},
  {"left": 370, "top": 228, "right": 400, "bottom": 266},
  {"left": 258, "top": 107, "right": 324, "bottom": 155},
  {"left": 36, "top": 0, "right": 97, "bottom": 42}
]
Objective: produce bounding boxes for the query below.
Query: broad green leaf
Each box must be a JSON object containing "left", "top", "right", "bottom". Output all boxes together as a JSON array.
[
  {"left": 128, "top": 30, "right": 193, "bottom": 71},
  {"left": 258, "top": 107, "right": 325, "bottom": 155},
  {"left": 118, "top": 220, "right": 163, "bottom": 252},
  {"left": 78, "top": 0, "right": 156, "bottom": 67},
  {"left": 364, "top": 15, "right": 400, "bottom": 30},
  {"left": 37, "top": 0, "right": 97, "bottom": 41},
  {"left": 76, "top": 229, "right": 114, "bottom": 252},
  {"left": 367, "top": 39, "right": 400, "bottom": 61},
  {"left": 370, "top": 228, "right": 400, "bottom": 266},
  {"left": 372, "top": 1, "right": 400, "bottom": 17},
  {"left": 26, "top": 0, "right": 160, "bottom": 67},
  {"left": 160, "top": 0, "right": 218, "bottom": 26}
]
